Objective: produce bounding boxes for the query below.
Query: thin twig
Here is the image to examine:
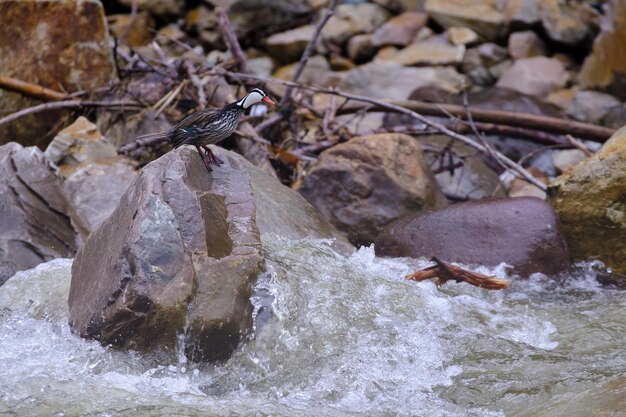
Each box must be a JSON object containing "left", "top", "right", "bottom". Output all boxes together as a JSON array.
[
  {"left": 0, "top": 75, "right": 68, "bottom": 101},
  {"left": 279, "top": 0, "right": 338, "bottom": 107},
  {"left": 185, "top": 61, "right": 207, "bottom": 109},
  {"left": 215, "top": 7, "right": 251, "bottom": 75},
  {"left": 565, "top": 134, "right": 594, "bottom": 156},
  {"left": 0, "top": 100, "right": 142, "bottom": 128}
]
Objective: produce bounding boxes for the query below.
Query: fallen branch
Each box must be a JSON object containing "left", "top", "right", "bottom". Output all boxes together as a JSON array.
[
  {"left": 280, "top": 0, "right": 338, "bottom": 107},
  {"left": 216, "top": 7, "right": 251, "bottom": 75},
  {"left": 0, "top": 75, "right": 68, "bottom": 101},
  {"left": 406, "top": 257, "right": 510, "bottom": 290},
  {"left": 0, "top": 99, "right": 143, "bottom": 129}
]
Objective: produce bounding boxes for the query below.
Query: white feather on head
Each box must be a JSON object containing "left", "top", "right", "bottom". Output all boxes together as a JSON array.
[{"left": 237, "top": 88, "right": 267, "bottom": 109}]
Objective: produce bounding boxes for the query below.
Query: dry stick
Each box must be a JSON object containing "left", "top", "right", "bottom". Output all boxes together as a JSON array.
[
  {"left": 0, "top": 75, "right": 68, "bottom": 101},
  {"left": 279, "top": 0, "right": 338, "bottom": 107},
  {"left": 184, "top": 61, "right": 207, "bottom": 109},
  {"left": 215, "top": 7, "right": 251, "bottom": 75},
  {"left": 0, "top": 99, "right": 143, "bottom": 128},
  {"left": 224, "top": 72, "right": 547, "bottom": 190}
]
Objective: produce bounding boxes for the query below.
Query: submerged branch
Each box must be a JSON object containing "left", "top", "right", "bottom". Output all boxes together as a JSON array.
[{"left": 406, "top": 257, "right": 510, "bottom": 290}]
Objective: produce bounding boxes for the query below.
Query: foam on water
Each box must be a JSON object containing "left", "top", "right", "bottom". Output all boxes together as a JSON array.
[{"left": 0, "top": 238, "right": 624, "bottom": 417}]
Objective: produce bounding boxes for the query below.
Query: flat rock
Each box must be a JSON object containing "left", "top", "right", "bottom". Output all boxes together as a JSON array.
[
  {"left": 394, "top": 40, "right": 465, "bottom": 66},
  {"left": 497, "top": 56, "right": 569, "bottom": 96},
  {"left": 297, "top": 133, "right": 447, "bottom": 246},
  {"left": 335, "top": 3, "right": 390, "bottom": 35},
  {"left": 338, "top": 61, "right": 467, "bottom": 99},
  {"left": 372, "top": 11, "right": 428, "bottom": 47},
  {"left": 0, "top": 143, "right": 79, "bottom": 285},
  {"left": 548, "top": 126, "right": 626, "bottom": 282},
  {"left": 375, "top": 197, "right": 570, "bottom": 277},
  {"left": 546, "top": 89, "right": 621, "bottom": 124},
  {"left": 579, "top": 0, "right": 626, "bottom": 100},
  {"left": 448, "top": 27, "right": 480, "bottom": 45},
  {"left": 68, "top": 147, "right": 351, "bottom": 362},
  {"left": 425, "top": 0, "right": 507, "bottom": 41},
  {"left": 0, "top": 0, "right": 116, "bottom": 147},
  {"left": 508, "top": 30, "right": 548, "bottom": 60},
  {"left": 266, "top": 25, "right": 316, "bottom": 63}
]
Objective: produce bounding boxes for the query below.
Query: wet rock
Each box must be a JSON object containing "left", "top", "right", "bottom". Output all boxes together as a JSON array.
[
  {"left": 579, "top": 0, "right": 626, "bottom": 100},
  {"left": 266, "top": 25, "right": 315, "bottom": 63},
  {"left": 538, "top": 0, "right": 593, "bottom": 47},
  {"left": 372, "top": 11, "right": 428, "bottom": 47},
  {"left": 348, "top": 34, "right": 377, "bottom": 62},
  {"left": 497, "top": 56, "right": 569, "bottom": 96},
  {"left": 447, "top": 27, "right": 480, "bottom": 46},
  {"left": 297, "top": 134, "right": 447, "bottom": 246},
  {"left": 546, "top": 89, "right": 621, "bottom": 124},
  {"left": 393, "top": 39, "right": 465, "bottom": 66},
  {"left": 68, "top": 147, "right": 351, "bottom": 361},
  {"left": 339, "top": 61, "right": 467, "bottom": 99},
  {"left": 0, "top": 0, "right": 116, "bottom": 147},
  {"left": 118, "top": 0, "right": 183, "bottom": 16},
  {"left": 548, "top": 126, "right": 626, "bottom": 279},
  {"left": 375, "top": 197, "right": 570, "bottom": 277},
  {"left": 0, "top": 143, "right": 79, "bottom": 284},
  {"left": 425, "top": 0, "right": 507, "bottom": 41},
  {"left": 508, "top": 30, "right": 548, "bottom": 60}
]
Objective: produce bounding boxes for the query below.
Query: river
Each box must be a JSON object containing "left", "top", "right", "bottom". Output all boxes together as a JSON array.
[{"left": 1, "top": 235, "right": 624, "bottom": 416}]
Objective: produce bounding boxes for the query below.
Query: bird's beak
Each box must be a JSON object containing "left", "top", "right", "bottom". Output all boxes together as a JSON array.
[{"left": 262, "top": 96, "right": 275, "bottom": 105}]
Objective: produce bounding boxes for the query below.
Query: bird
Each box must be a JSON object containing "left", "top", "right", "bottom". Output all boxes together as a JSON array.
[{"left": 135, "top": 88, "right": 274, "bottom": 172}]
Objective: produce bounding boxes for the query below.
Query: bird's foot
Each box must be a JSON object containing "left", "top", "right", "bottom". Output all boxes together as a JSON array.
[
  {"left": 202, "top": 146, "right": 224, "bottom": 166},
  {"left": 196, "top": 146, "right": 213, "bottom": 173}
]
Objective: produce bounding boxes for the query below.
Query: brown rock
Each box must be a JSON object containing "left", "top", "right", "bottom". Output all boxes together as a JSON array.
[
  {"left": 266, "top": 25, "right": 316, "bottom": 63},
  {"left": 579, "top": 0, "right": 626, "bottom": 100},
  {"left": 375, "top": 197, "right": 571, "bottom": 277},
  {"left": 539, "top": 0, "right": 593, "bottom": 46},
  {"left": 297, "top": 134, "right": 447, "bottom": 246},
  {"left": 68, "top": 147, "right": 351, "bottom": 361},
  {"left": 447, "top": 27, "right": 480, "bottom": 46},
  {"left": 425, "top": 0, "right": 507, "bottom": 41},
  {"left": 226, "top": 0, "right": 312, "bottom": 39},
  {"left": 548, "top": 126, "right": 626, "bottom": 281},
  {"left": 108, "top": 12, "right": 155, "bottom": 47},
  {"left": 497, "top": 56, "right": 569, "bottom": 96},
  {"left": 393, "top": 39, "right": 465, "bottom": 66},
  {"left": 348, "top": 34, "right": 377, "bottom": 62},
  {"left": 0, "top": 143, "right": 79, "bottom": 284},
  {"left": 335, "top": 3, "right": 391, "bottom": 35},
  {"left": 372, "top": 12, "right": 428, "bottom": 47},
  {"left": 508, "top": 30, "right": 548, "bottom": 60},
  {"left": 0, "top": 0, "right": 116, "bottom": 147},
  {"left": 504, "top": 0, "right": 541, "bottom": 27}
]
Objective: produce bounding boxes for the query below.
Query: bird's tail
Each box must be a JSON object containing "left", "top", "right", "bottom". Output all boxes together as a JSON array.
[{"left": 117, "top": 132, "right": 169, "bottom": 156}]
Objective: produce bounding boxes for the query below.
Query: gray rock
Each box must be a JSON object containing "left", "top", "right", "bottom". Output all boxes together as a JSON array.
[
  {"left": 69, "top": 147, "right": 351, "bottom": 361},
  {"left": 348, "top": 34, "right": 377, "bottom": 62},
  {"left": 375, "top": 197, "right": 571, "bottom": 277},
  {"left": 508, "top": 30, "right": 548, "bottom": 60},
  {"left": 297, "top": 134, "right": 447, "bottom": 246},
  {"left": 0, "top": 143, "right": 79, "bottom": 284},
  {"left": 372, "top": 11, "right": 428, "bottom": 47},
  {"left": 497, "top": 56, "right": 569, "bottom": 96}
]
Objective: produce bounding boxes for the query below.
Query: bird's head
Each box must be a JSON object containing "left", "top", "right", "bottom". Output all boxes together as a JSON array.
[{"left": 236, "top": 88, "right": 275, "bottom": 109}]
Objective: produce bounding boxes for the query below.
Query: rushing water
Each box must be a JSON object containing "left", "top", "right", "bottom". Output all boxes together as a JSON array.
[{"left": 0, "top": 236, "right": 624, "bottom": 417}]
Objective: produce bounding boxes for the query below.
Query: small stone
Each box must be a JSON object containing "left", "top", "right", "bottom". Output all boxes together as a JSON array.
[
  {"left": 108, "top": 12, "right": 155, "bottom": 47},
  {"left": 504, "top": 0, "right": 541, "bottom": 27},
  {"left": 546, "top": 89, "right": 622, "bottom": 124},
  {"left": 539, "top": 0, "right": 593, "bottom": 46},
  {"left": 508, "top": 30, "right": 548, "bottom": 59},
  {"left": 266, "top": 25, "right": 316, "bottom": 63},
  {"left": 448, "top": 27, "right": 480, "bottom": 45},
  {"left": 552, "top": 149, "right": 587, "bottom": 175},
  {"left": 497, "top": 56, "right": 569, "bottom": 96},
  {"left": 322, "top": 15, "right": 355, "bottom": 45},
  {"left": 335, "top": 3, "right": 391, "bottom": 35},
  {"left": 462, "top": 43, "right": 509, "bottom": 85},
  {"left": 248, "top": 56, "right": 275, "bottom": 77},
  {"left": 374, "top": 46, "right": 399, "bottom": 61},
  {"left": 372, "top": 11, "right": 428, "bottom": 47},
  {"left": 348, "top": 34, "right": 377, "bottom": 62},
  {"left": 393, "top": 40, "right": 465, "bottom": 66},
  {"left": 425, "top": 0, "right": 507, "bottom": 41}
]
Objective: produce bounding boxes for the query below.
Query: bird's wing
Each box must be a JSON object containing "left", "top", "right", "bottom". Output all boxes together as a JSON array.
[{"left": 169, "top": 108, "right": 220, "bottom": 148}]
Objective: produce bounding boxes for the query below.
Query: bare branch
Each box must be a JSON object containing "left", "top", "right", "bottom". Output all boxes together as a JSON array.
[{"left": 215, "top": 7, "right": 251, "bottom": 75}]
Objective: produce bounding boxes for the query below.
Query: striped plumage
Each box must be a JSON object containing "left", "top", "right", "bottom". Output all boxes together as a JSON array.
[{"left": 136, "top": 88, "right": 274, "bottom": 172}]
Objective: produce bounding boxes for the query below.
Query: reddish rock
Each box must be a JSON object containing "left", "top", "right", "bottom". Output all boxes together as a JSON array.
[
  {"left": 375, "top": 197, "right": 570, "bottom": 277},
  {"left": 297, "top": 133, "right": 447, "bottom": 246},
  {"left": 0, "top": 0, "right": 116, "bottom": 147}
]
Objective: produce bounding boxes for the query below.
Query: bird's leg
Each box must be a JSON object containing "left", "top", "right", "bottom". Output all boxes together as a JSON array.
[
  {"left": 196, "top": 146, "right": 213, "bottom": 173},
  {"left": 202, "top": 145, "right": 224, "bottom": 166}
]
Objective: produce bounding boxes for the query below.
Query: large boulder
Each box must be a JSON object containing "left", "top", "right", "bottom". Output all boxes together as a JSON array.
[
  {"left": 548, "top": 126, "right": 626, "bottom": 282},
  {"left": 579, "top": 0, "right": 626, "bottom": 100},
  {"left": 375, "top": 197, "right": 570, "bottom": 277},
  {"left": 0, "top": 0, "right": 116, "bottom": 147},
  {"left": 69, "top": 147, "right": 352, "bottom": 362},
  {"left": 297, "top": 134, "right": 447, "bottom": 247},
  {"left": 0, "top": 143, "right": 79, "bottom": 285}
]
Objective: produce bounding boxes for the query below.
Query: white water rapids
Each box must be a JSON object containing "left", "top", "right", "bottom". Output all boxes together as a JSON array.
[{"left": 0, "top": 235, "right": 624, "bottom": 416}]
